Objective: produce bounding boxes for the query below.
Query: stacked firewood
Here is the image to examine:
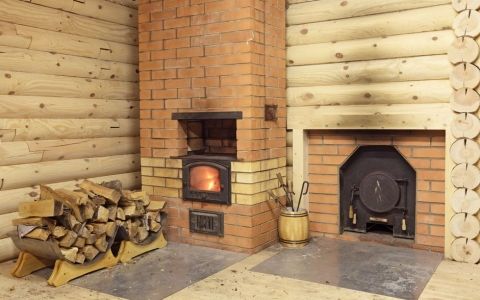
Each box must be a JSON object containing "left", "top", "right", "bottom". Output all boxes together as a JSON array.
[{"left": 13, "top": 180, "right": 165, "bottom": 264}]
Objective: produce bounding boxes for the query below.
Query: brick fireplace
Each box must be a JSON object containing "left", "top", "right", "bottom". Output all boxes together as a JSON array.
[
  {"left": 138, "top": 0, "right": 286, "bottom": 253},
  {"left": 307, "top": 130, "right": 445, "bottom": 252}
]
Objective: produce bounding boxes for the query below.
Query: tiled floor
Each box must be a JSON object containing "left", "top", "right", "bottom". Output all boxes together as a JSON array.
[{"left": 0, "top": 238, "right": 476, "bottom": 300}]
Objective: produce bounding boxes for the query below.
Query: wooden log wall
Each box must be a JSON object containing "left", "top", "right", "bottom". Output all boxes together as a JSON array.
[
  {"left": 286, "top": 0, "right": 454, "bottom": 175},
  {"left": 448, "top": 0, "right": 480, "bottom": 263},
  {"left": 0, "top": 0, "right": 139, "bottom": 262}
]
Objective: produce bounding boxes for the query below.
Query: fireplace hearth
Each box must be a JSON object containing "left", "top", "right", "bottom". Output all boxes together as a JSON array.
[{"left": 340, "top": 146, "right": 416, "bottom": 239}]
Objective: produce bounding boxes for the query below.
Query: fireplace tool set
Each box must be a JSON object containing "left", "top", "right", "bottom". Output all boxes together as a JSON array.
[{"left": 268, "top": 173, "right": 309, "bottom": 212}]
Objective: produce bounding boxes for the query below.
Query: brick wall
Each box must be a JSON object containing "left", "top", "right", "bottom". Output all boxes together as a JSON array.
[
  {"left": 308, "top": 130, "right": 445, "bottom": 252},
  {"left": 138, "top": 0, "right": 286, "bottom": 253}
]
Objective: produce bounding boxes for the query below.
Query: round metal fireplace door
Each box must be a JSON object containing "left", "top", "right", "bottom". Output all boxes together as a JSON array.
[{"left": 359, "top": 171, "right": 400, "bottom": 214}]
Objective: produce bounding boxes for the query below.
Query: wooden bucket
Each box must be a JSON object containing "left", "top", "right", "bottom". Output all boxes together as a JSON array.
[{"left": 278, "top": 209, "right": 309, "bottom": 248}]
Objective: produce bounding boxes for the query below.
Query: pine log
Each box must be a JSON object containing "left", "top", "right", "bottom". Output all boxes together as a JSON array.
[
  {"left": 18, "top": 199, "right": 63, "bottom": 218},
  {"left": 40, "top": 186, "right": 84, "bottom": 222},
  {"left": 65, "top": 213, "right": 80, "bottom": 230},
  {"left": 82, "top": 245, "right": 99, "bottom": 261},
  {"left": 450, "top": 213, "right": 480, "bottom": 239},
  {"left": 0, "top": 70, "right": 138, "bottom": 100},
  {"left": 55, "top": 189, "right": 88, "bottom": 206},
  {"left": 0, "top": 172, "right": 140, "bottom": 215},
  {"left": 89, "top": 223, "right": 107, "bottom": 235},
  {"left": 0, "top": 0, "right": 137, "bottom": 45},
  {"left": 287, "top": 30, "right": 453, "bottom": 66},
  {"left": 451, "top": 163, "right": 480, "bottom": 189},
  {"left": 453, "top": 10, "right": 480, "bottom": 38},
  {"left": 287, "top": 55, "right": 450, "bottom": 87},
  {"left": 82, "top": 201, "right": 97, "bottom": 220},
  {"left": 85, "top": 233, "right": 97, "bottom": 245},
  {"left": 24, "top": 228, "right": 51, "bottom": 241},
  {"left": 451, "top": 88, "right": 480, "bottom": 113},
  {"left": 450, "top": 138, "right": 480, "bottom": 164},
  {"left": 286, "top": 0, "right": 450, "bottom": 25},
  {"left": 0, "top": 155, "right": 140, "bottom": 191},
  {"left": 287, "top": 5, "right": 454, "bottom": 45},
  {"left": 452, "top": 0, "right": 480, "bottom": 11},
  {"left": 0, "top": 21, "right": 138, "bottom": 64},
  {"left": 28, "top": 0, "right": 138, "bottom": 27},
  {"left": 94, "top": 234, "right": 108, "bottom": 252},
  {"left": 451, "top": 188, "right": 480, "bottom": 214},
  {"left": 123, "top": 204, "right": 141, "bottom": 217},
  {"left": 59, "top": 231, "right": 78, "bottom": 248},
  {"left": 451, "top": 237, "right": 480, "bottom": 263},
  {"left": 60, "top": 247, "right": 78, "bottom": 263},
  {"left": 451, "top": 113, "right": 480, "bottom": 139},
  {"left": 450, "top": 63, "right": 480, "bottom": 89},
  {"left": 79, "top": 180, "right": 121, "bottom": 204},
  {"left": 52, "top": 226, "right": 68, "bottom": 239},
  {"left": 94, "top": 206, "right": 110, "bottom": 223},
  {"left": 0, "top": 46, "right": 138, "bottom": 82},
  {"left": 448, "top": 37, "right": 480, "bottom": 64},
  {"left": 287, "top": 80, "right": 450, "bottom": 107},
  {"left": 75, "top": 253, "right": 86, "bottom": 264}
]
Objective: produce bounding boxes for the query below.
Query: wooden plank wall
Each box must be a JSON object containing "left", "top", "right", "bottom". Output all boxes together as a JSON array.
[
  {"left": 0, "top": 0, "right": 140, "bottom": 262},
  {"left": 286, "top": 0, "right": 454, "bottom": 131},
  {"left": 286, "top": 0, "right": 454, "bottom": 183}
]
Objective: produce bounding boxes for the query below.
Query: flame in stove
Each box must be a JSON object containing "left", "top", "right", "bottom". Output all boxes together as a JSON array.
[{"left": 190, "top": 166, "right": 221, "bottom": 192}]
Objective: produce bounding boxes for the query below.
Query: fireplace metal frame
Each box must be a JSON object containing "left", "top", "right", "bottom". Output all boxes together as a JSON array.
[{"left": 182, "top": 156, "right": 232, "bottom": 205}]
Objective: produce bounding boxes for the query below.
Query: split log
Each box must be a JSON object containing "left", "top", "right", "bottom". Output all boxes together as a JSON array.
[
  {"left": 52, "top": 226, "right": 68, "bottom": 239},
  {"left": 451, "top": 163, "right": 480, "bottom": 189},
  {"left": 451, "top": 88, "right": 480, "bottom": 112},
  {"left": 105, "top": 222, "right": 116, "bottom": 238},
  {"left": 94, "top": 234, "right": 108, "bottom": 252},
  {"left": 59, "top": 231, "right": 78, "bottom": 248},
  {"left": 24, "top": 228, "right": 50, "bottom": 241},
  {"left": 451, "top": 188, "right": 480, "bottom": 214},
  {"left": 12, "top": 217, "right": 55, "bottom": 229},
  {"left": 450, "top": 213, "right": 480, "bottom": 239},
  {"left": 450, "top": 138, "right": 480, "bottom": 164},
  {"left": 149, "top": 221, "right": 161, "bottom": 233},
  {"left": 448, "top": 36, "right": 480, "bottom": 63},
  {"left": 136, "top": 227, "right": 149, "bottom": 243},
  {"left": 60, "top": 247, "right": 78, "bottom": 263},
  {"left": 287, "top": 5, "right": 454, "bottom": 45},
  {"left": 82, "top": 201, "right": 96, "bottom": 220},
  {"left": 116, "top": 207, "right": 126, "bottom": 220},
  {"left": 107, "top": 206, "right": 117, "bottom": 221},
  {"left": 42, "top": 186, "right": 84, "bottom": 222},
  {"left": 65, "top": 214, "right": 80, "bottom": 230},
  {"left": 79, "top": 180, "right": 121, "bottom": 204},
  {"left": 82, "top": 245, "right": 99, "bottom": 261},
  {"left": 85, "top": 233, "right": 97, "bottom": 245},
  {"left": 286, "top": 0, "right": 451, "bottom": 25},
  {"left": 451, "top": 237, "right": 480, "bottom": 263},
  {"left": 123, "top": 190, "right": 150, "bottom": 205},
  {"left": 451, "top": 113, "right": 480, "bottom": 139},
  {"left": 287, "top": 55, "right": 450, "bottom": 87},
  {"left": 94, "top": 206, "right": 110, "bottom": 223},
  {"left": 147, "top": 200, "right": 166, "bottom": 212},
  {"left": 73, "top": 237, "right": 86, "bottom": 248},
  {"left": 75, "top": 253, "right": 86, "bottom": 264},
  {"left": 89, "top": 223, "right": 107, "bottom": 235},
  {"left": 453, "top": 10, "right": 480, "bottom": 38},
  {"left": 450, "top": 63, "right": 480, "bottom": 89},
  {"left": 55, "top": 189, "right": 88, "bottom": 206},
  {"left": 18, "top": 199, "right": 63, "bottom": 218},
  {"left": 452, "top": 0, "right": 480, "bottom": 11}
]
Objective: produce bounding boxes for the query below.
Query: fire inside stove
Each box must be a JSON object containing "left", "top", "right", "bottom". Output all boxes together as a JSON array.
[{"left": 189, "top": 166, "right": 221, "bottom": 192}]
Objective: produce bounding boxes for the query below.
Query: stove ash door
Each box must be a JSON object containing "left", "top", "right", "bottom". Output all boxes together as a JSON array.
[{"left": 339, "top": 146, "right": 416, "bottom": 239}]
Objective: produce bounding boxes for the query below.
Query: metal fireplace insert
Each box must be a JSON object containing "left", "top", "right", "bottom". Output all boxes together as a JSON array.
[
  {"left": 173, "top": 111, "right": 242, "bottom": 205},
  {"left": 340, "top": 145, "right": 416, "bottom": 239}
]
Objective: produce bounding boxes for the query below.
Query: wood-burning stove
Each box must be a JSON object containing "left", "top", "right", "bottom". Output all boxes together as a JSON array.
[
  {"left": 340, "top": 146, "right": 416, "bottom": 239},
  {"left": 182, "top": 155, "right": 232, "bottom": 205},
  {"left": 172, "top": 111, "right": 241, "bottom": 206}
]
